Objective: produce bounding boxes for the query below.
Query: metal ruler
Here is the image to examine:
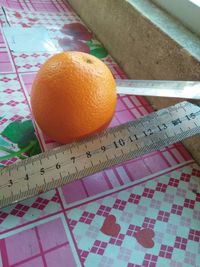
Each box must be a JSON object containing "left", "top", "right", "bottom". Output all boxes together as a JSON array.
[
  {"left": 0, "top": 101, "right": 200, "bottom": 209},
  {"left": 116, "top": 80, "right": 200, "bottom": 99}
]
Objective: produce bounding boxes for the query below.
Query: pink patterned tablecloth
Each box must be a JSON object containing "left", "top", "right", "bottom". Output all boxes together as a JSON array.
[{"left": 0, "top": 1, "right": 200, "bottom": 266}]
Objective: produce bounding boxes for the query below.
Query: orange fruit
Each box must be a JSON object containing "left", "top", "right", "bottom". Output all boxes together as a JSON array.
[{"left": 31, "top": 51, "right": 117, "bottom": 144}]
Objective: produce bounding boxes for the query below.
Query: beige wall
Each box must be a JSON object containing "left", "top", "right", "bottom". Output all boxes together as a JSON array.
[{"left": 67, "top": 0, "right": 200, "bottom": 164}]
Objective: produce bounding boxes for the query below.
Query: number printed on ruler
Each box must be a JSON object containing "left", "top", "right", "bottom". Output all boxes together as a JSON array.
[{"left": 0, "top": 101, "right": 200, "bottom": 208}]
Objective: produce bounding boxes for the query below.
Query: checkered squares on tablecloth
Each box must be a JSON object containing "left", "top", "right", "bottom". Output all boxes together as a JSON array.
[
  {"left": 0, "top": 28, "right": 14, "bottom": 73},
  {"left": 12, "top": 51, "right": 55, "bottom": 73},
  {"left": 0, "top": 215, "right": 78, "bottom": 267},
  {"left": 0, "top": 0, "right": 72, "bottom": 12},
  {"left": 22, "top": 0, "right": 74, "bottom": 13},
  {"left": 66, "top": 164, "right": 200, "bottom": 267},
  {"left": 0, "top": 190, "right": 61, "bottom": 232},
  {"left": 0, "top": 73, "right": 31, "bottom": 130},
  {"left": 0, "top": 0, "right": 27, "bottom": 11},
  {"left": 3, "top": 6, "right": 78, "bottom": 27}
]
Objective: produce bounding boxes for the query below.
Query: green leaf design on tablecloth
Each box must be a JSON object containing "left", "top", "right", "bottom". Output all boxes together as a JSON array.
[
  {"left": 87, "top": 40, "right": 108, "bottom": 58},
  {"left": 0, "top": 135, "right": 10, "bottom": 147},
  {"left": 28, "top": 140, "right": 41, "bottom": 157},
  {"left": 2, "top": 120, "right": 35, "bottom": 148},
  {"left": 0, "top": 120, "right": 41, "bottom": 161}
]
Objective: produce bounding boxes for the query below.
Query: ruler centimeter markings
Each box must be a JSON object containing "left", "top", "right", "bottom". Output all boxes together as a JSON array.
[
  {"left": 116, "top": 80, "right": 200, "bottom": 99},
  {"left": 0, "top": 101, "right": 200, "bottom": 208}
]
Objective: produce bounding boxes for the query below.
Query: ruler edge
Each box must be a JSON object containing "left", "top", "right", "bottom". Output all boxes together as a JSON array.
[
  {"left": 0, "top": 100, "right": 199, "bottom": 208},
  {"left": 1, "top": 126, "right": 200, "bottom": 209},
  {"left": 0, "top": 126, "right": 200, "bottom": 209},
  {"left": 116, "top": 79, "right": 200, "bottom": 99}
]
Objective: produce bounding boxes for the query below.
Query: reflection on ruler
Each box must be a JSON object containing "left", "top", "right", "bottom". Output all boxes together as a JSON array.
[{"left": 116, "top": 80, "right": 200, "bottom": 99}]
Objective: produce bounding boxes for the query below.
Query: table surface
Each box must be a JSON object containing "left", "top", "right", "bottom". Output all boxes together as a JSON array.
[{"left": 0, "top": 1, "right": 200, "bottom": 266}]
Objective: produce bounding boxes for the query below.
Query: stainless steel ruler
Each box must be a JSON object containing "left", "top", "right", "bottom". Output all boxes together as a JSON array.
[
  {"left": 0, "top": 101, "right": 200, "bottom": 208},
  {"left": 116, "top": 80, "right": 200, "bottom": 99}
]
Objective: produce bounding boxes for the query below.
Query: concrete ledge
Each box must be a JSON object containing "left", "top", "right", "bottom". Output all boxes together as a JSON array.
[{"left": 67, "top": 0, "right": 200, "bottom": 164}]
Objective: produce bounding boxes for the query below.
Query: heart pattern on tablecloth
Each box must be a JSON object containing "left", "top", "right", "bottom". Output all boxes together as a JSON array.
[
  {"left": 100, "top": 215, "right": 155, "bottom": 248},
  {"left": 135, "top": 228, "right": 155, "bottom": 248},
  {"left": 100, "top": 215, "right": 121, "bottom": 237}
]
